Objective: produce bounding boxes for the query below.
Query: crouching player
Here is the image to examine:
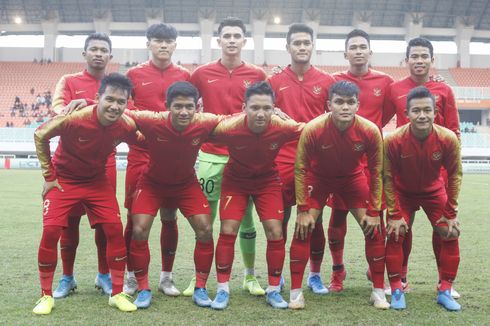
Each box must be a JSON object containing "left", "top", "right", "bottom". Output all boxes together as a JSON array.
[
  {"left": 127, "top": 82, "right": 219, "bottom": 308},
  {"left": 33, "top": 73, "right": 138, "bottom": 314},
  {"left": 289, "top": 81, "right": 388, "bottom": 309},
  {"left": 384, "top": 86, "right": 462, "bottom": 311},
  {"left": 209, "top": 81, "right": 304, "bottom": 310}
]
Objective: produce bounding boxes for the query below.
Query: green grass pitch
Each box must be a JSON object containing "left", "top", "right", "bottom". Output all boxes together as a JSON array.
[{"left": 0, "top": 170, "right": 489, "bottom": 325}]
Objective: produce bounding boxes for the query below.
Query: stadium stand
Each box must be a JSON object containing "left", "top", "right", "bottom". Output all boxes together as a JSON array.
[{"left": 449, "top": 68, "right": 490, "bottom": 87}]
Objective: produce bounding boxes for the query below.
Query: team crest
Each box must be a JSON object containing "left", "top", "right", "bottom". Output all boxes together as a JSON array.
[
  {"left": 373, "top": 88, "right": 381, "bottom": 97},
  {"left": 432, "top": 151, "right": 442, "bottom": 160},
  {"left": 313, "top": 86, "right": 322, "bottom": 95},
  {"left": 353, "top": 143, "right": 365, "bottom": 152},
  {"left": 243, "top": 80, "right": 252, "bottom": 88},
  {"left": 269, "top": 142, "right": 279, "bottom": 150},
  {"left": 191, "top": 138, "right": 201, "bottom": 146}
]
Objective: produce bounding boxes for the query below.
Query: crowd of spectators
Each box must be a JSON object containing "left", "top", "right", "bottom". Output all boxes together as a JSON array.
[{"left": 7, "top": 89, "right": 55, "bottom": 127}]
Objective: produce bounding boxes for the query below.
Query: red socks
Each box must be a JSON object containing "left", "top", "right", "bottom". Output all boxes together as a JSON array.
[
  {"left": 309, "top": 222, "right": 325, "bottom": 273},
  {"left": 195, "top": 239, "right": 214, "bottom": 288},
  {"left": 401, "top": 227, "right": 413, "bottom": 279},
  {"left": 364, "top": 227, "right": 386, "bottom": 289},
  {"left": 385, "top": 234, "right": 405, "bottom": 291},
  {"left": 267, "top": 239, "right": 285, "bottom": 286},
  {"left": 130, "top": 239, "right": 150, "bottom": 290},
  {"left": 439, "top": 237, "right": 460, "bottom": 291},
  {"left": 215, "top": 233, "right": 237, "bottom": 283},
  {"left": 59, "top": 216, "right": 81, "bottom": 276},
  {"left": 100, "top": 223, "right": 126, "bottom": 295},
  {"left": 38, "top": 226, "right": 63, "bottom": 296},
  {"left": 124, "top": 213, "right": 134, "bottom": 271},
  {"left": 161, "top": 220, "right": 178, "bottom": 272},
  {"left": 328, "top": 209, "right": 348, "bottom": 267},
  {"left": 94, "top": 226, "right": 108, "bottom": 274},
  {"left": 289, "top": 234, "right": 311, "bottom": 289}
]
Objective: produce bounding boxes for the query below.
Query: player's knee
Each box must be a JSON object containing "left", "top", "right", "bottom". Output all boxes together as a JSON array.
[
  {"left": 435, "top": 226, "right": 460, "bottom": 240},
  {"left": 195, "top": 224, "right": 213, "bottom": 242},
  {"left": 264, "top": 227, "right": 283, "bottom": 241},
  {"left": 131, "top": 223, "right": 150, "bottom": 240}
]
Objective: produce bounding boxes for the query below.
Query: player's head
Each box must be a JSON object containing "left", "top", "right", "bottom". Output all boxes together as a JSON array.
[
  {"left": 217, "top": 17, "right": 246, "bottom": 57},
  {"left": 286, "top": 23, "right": 314, "bottom": 64},
  {"left": 328, "top": 81, "right": 360, "bottom": 125},
  {"left": 405, "top": 37, "right": 434, "bottom": 77},
  {"left": 243, "top": 81, "right": 275, "bottom": 133},
  {"left": 96, "top": 73, "right": 133, "bottom": 126},
  {"left": 83, "top": 33, "right": 112, "bottom": 71},
  {"left": 405, "top": 86, "right": 436, "bottom": 133},
  {"left": 146, "top": 23, "right": 178, "bottom": 62},
  {"left": 166, "top": 81, "right": 199, "bottom": 131},
  {"left": 344, "top": 29, "right": 372, "bottom": 67}
]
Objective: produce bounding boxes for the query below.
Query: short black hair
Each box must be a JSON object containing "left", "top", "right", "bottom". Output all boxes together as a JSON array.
[
  {"left": 244, "top": 81, "right": 275, "bottom": 103},
  {"left": 99, "top": 73, "right": 133, "bottom": 98},
  {"left": 146, "top": 23, "right": 178, "bottom": 41},
  {"left": 286, "top": 23, "right": 314, "bottom": 44},
  {"left": 328, "top": 80, "right": 359, "bottom": 100},
  {"left": 406, "top": 37, "right": 434, "bottom": 59},
  {"left": 406, "top": 86, "right": 436, "bottom": 110},
  {"left": 345, "top": 29, "right": 370, "bottom": 50},
  {"left": 218, "top": 17, "right": 246, "bottom": 35},
  {"left": 84, "top": 33, "right": 112, "bottom": 52},
  {"left": 166, "top": 81, "right": 199, "bottom": 107}
]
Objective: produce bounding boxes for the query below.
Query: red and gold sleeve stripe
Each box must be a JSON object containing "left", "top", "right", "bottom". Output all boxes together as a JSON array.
[
  {"left": 441, "top": 127, "right": 463, "bottom": 219},
  {"left": 382, "top": 134, "right": 403, "bottom": 220},
  {"left": 34, "top": 115, "right": 66, "bottom": 181},
  {"left": 51, "top": 75, "right": 70, "bottom": 115}
]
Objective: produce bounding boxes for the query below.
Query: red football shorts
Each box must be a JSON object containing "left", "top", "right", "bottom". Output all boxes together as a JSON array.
[
  {"left": 307, "top": 172, "right": 369, "bottom": 211},
  {"left": 42, "top": 177, "right": 122, "bottom": 227},
  {"left": 277, "top": 161, "right": 296, "bottom": 207},
  {"left": 131, "top": 176, "right": 211, "bottom": 217},
  {"left": 220, "top": 177, "right": 283, "bottom": 221},
  {"left": 397, "top": 190, "right": 448, "bottom": 226}
]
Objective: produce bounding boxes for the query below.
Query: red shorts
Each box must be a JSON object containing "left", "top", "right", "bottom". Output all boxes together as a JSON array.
[
  {"left": 68, "top": 152, "right": 117, "bottom": 217},
  {"left": 277, "top": 161, "right": 295, "bottom": 207},
  {"left": 398, "top": 191, "right": 448, "bottom": 226},
  {"left": 43, "top": 177, "right": 122, "bottom": 228},
  {"left": 307, "top": 172, "right": 369, "bottom": 211},
  {"left": 124, "top": 159, "right": 148, "bottom": 210},
  {"left": 131, "top": 177, "right": 211, "bottom": 217},
  {"left": 220, "top": 179, "right": 283, "bottom": 221}
]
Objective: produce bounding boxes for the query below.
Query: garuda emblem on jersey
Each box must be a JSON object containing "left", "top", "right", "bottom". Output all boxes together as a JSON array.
[
  {"left": 313, "top": 86, "right": 322, "bottom": 95},
  {"left": 243, "top": 80, "right": 252, "bottom": 88},
  {"left": 269, "top": 142, "right": 279, "bottom": 150},
  {"left": 191, "top": 138, "right": 201, "bottom": 146},
  {"left": 432, "top": 151, "right": 442, "bottom": 160},
  {"left": 353, "top": 143, "right": 365, "bottom": 152},
  {"left": 373, "top": 88, "right": 381, "bottom": 97}
]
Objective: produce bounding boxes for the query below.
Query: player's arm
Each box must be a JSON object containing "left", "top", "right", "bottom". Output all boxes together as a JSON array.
[
  {"left": 51, "top": 75, "right": 73, "bottom": 115},
  {"left": 382, "top": 137, "right": 408, "bottom": 241},
  {"left": 442, "top": 133, "right": 463, "bottom": 221},
  {"left": 272, "top": 116, "right": 304, "bottom": 141},
  {"left": 381, "top": 83, "right": 396, "bottom": 127},
  {"left": 442, "top": 88, "right": 461, "bottom": 139}
]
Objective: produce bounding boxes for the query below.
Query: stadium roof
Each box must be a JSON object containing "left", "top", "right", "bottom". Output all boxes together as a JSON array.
[{"left": 1, "top": 0, "right": 490, "bottom": 40}]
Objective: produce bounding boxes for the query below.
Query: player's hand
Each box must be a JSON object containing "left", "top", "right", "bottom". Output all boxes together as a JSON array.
[
  {"left": 294, "top": 212, "right": 316, "bottom": 241},
  {"left": 361, "top": 214, "right": 381, "bottom": 239},
  {"left": 273, "top": 107, "right": 291, "bottom": 120},
  {"left": 63, "top": 99, "right": 88, "bottom": 114},
  {"left": 386, "top": 218, "right": 408, "bottom": 242},
  {"left": 436, "top": 216, "right": 461, "bottom": 238},
  {"left": 42, "top": 179, "right": 64, "bottom": 197},
  {"left": 429, "top": 74, "right": 445, "bottom": 83}
]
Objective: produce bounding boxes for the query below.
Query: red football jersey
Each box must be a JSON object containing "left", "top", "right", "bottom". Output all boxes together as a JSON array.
[
  {"left": 269, "top": 65, "right": 336, "bottom": 164},
  {"left": 383, "top": 124, "right": 462, "bottom": 220},
  {"left": 383, "top": 77, "right": 460, "bottom": 138},
  {"left": 190, "top": 60, "right": 267, "bottom": 156},
  {"left": 52, "top": 70, "right": 102, "bottom": 114},
  {"left": 333, "top": 69, "right": 394, "bottom": 130},
  {"left": 295, "top": 113, "right": 383, "bottom": 215},
  {"left": 34, "top": 106, "right": 138, "bottom": 182},
  {"left": 130, "top": 111, "right": 222, "bottom": 185},
  {"left": 211, "top": 114, "right": 303, "bottom": 191}
]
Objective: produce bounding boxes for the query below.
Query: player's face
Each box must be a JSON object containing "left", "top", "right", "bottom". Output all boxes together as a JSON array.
[
  {"left": 406, "top": 46, "right": 433, "bottom": 77},
  {"left": 83, "top": 40, "right": 112, "bottom": 71},
  {"left": 344, "top": 36, "right": 372, "bottom": 66},
  {"left": 244, "top": 94, "right": 274, "bottom": 133},
  {"left": 287, "top": 32, "right": 313, "bottom": 64},
  {"left": 328, "top": 94, "right": 359, "bottom": 124},
  {"left": 147, "top": 38, "right": 177, "bottom": 62},
  {"left": 406, "top": 97, "right": 435, "bottom": 133},
  {"left": 217, "top": 26, "right": 246, "bottom": 56},
  {"left": 169, "top": 96, "right": 196, "bottom": 131},
  {"left": 96, "top": 86, "right": 128, "bottom": 126}
]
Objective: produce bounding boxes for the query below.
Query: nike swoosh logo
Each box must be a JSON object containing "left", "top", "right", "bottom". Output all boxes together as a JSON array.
[
  {"left": 278, "top": 210, "right": 284, "bottom": 214},
  {"left": 290, "top": 259, "right": 302, "bottom": 263},
  {"left": 397, "top": 94, "right": 407, "bottom": 99},
  {"left": 203, "top": 204, "right": 209, "bottom": 208},
  {"left": 38, "top": 263, "right": 52, "bottom": 267},
  {"left": 279, "top": 86, "right": 290, "bottom": 91},
  {"left": 235, "top": 145, "right": 247, "bottom": 150},
  {"left": 134, "top": 269, "right": 144, "bottom": 274},
  {"left": 388, "top": 273, "right": 400, "bottom": 278},
  {"left": 114, "top": 256, "right": 127, "bottom": 262},
  {"left": 78, "top": 137, "right": 90, "bottom": 142},
  {"left": 401, "top": 154, "right": 412, "bottom": 159},
  {"left": 157, "top": 137, "right": 169, "bottom": 142},
  {"left": 216, "top": 265, "right": 229, "bottom": 270},
  {"left": 321, "top": 144, "right": 333, "bottom": 150},
  {"left": 373, "top": 256, "right": 385, "bottom": 262},
  {"left": 142, "top": 82, "right": 153, "bottom": 86},
  {"left": 75, "top": 90, "right": 86, "bottom": 95},
  {"left": 207, "top": 79, "right": 219, "bottom": 83}
]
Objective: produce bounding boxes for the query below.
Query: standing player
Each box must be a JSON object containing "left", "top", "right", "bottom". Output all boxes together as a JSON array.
[
  {"left": 384, "top": 86, "right": 462, "bottom": 311},
  {"left": 188, "top": 17, "right": 267, "bottom": 296},
  {"left": 50, "top": 33, "right": 115, "bottom": 298},
  {"left": 32, "top": 73, "right": 138, "bottom": 314},
  {"left": 326, "top": 29, "right": 394, "bottom": 292},
  {"left": 289, "top": 81, "right": 388, "bottom": 310},
  {"left": 127, "top": 82, "right": 218, "bottom": 308},
  {"left": 268, "top": 23, "right": 336, "bottom": 294},
  {"left": 383, "top": 37, "right": 461, "bottom": 297},
  {"left": 124, "top": 23, "right": 191, "bottom": 296},
  {"left": 209, "top": 82, "right": 303, "bottom": 310}
]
